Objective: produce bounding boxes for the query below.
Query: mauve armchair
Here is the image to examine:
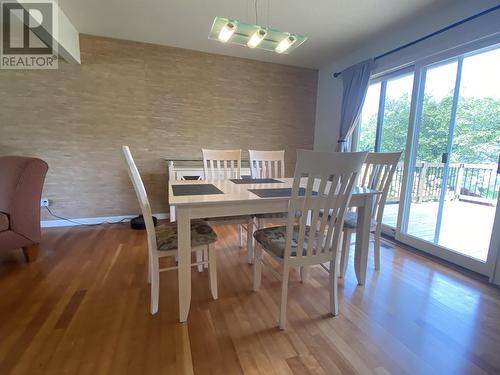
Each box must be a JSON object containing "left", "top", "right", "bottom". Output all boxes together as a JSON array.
[{"left": 0, "top": 156, "right": 48, "bottom": 262}]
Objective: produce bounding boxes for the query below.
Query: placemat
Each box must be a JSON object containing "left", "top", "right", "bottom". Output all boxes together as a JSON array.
[
  {"left": 248, "top": 187, "right": 317, "bottom": 198},
  {"left": 172, "top": 184, "right": 223, "bottom": 196},
  {"left": 230, "top": 178, "right": 283, "bottom": 184}
]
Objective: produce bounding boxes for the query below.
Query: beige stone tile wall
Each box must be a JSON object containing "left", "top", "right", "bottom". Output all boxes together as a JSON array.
[{"left": 0, "top": 35, "right": 318, "bottom": 220}]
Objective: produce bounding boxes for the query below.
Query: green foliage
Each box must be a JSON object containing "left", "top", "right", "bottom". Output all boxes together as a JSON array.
[
  {"left": 358, "top": 114, "right": 377, "bottom": 152},
  {"left": 453, "top": 97, "right": 500, "bottom": 163},
  {"left": 380, "top": 94, "right": 411, "bottom": 158},
  {"left": 358, "top": 93, "right": 500, "bottom": 164}
]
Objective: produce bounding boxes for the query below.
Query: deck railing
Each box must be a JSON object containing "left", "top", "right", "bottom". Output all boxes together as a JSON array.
[{"left": 388, "top": 162, "right": 499, "bottom": 205}]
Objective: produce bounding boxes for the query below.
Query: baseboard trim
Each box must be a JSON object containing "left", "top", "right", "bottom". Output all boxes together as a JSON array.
[{"left": 41, "top": 213, "right": 170, "bottom": 228}]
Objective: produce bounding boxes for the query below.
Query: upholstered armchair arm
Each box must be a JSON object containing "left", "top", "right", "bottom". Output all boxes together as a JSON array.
[{"left": 0, "top": 157, "right": 48, "bottom": 242}]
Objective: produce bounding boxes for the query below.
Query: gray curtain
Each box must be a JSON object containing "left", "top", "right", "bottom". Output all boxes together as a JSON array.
[{"left": 337, "top": 59, "right": 375, "bottom": 151}]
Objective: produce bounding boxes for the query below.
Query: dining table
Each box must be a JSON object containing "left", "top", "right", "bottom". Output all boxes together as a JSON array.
[{"left": 168, "top": 177, "right": 380, "bottom": 322}]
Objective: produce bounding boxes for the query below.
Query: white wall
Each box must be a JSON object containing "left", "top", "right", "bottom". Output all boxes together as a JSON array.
[
  {"left": 314, "top": 0, "right": 500, "bottom": 151},
  {"left": 56, "top": 4, "right": 80, "bottom": 63}
]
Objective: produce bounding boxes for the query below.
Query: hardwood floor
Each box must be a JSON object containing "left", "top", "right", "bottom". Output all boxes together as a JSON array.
[{"left": 1, "top": 223, "right": 499, "bottom": 375}]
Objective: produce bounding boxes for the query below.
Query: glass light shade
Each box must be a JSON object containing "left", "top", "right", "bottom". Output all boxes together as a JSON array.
[
  {"left": 218, "top": 22, "right": 235, "bottom": 42},
  {"left": 208, "top": 17, "right": 306, "bottom": 54},
  {"left": 247, "top": 29, "right": 267, "bottom": 48},
  {"left": 275, "top": 36, "right": 296, "bottom": 53}
]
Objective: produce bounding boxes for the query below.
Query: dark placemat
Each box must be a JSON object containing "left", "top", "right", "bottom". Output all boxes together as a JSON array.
[
  {"left": 172, "top": 184, "right": 223, "bottom": 196},
  {"left": 230, "top": 178, "right": 283, "bottom": 184},
  {"left": 248, "top": 187, "right": 317, "bottom": 198}
]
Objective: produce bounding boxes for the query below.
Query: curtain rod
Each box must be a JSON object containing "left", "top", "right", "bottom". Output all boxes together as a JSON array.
[{"left": 332, "top": 4, "right": 500, "bottom": 78}]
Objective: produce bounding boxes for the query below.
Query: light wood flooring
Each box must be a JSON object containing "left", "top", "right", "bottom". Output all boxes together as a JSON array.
[{"left": 1, "top": 223, "right": 499, "bottom": 375}]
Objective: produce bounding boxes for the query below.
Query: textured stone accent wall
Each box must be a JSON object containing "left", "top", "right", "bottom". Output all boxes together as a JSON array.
[{"left": 0, "top": 34, "right": 318, "bottom": 220}]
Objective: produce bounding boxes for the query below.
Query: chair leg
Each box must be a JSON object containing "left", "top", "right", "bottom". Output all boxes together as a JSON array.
[
  {"left": 22, "top": 244, "right": 39, "bottom": 262},
  {"left": 329, "top": 259, "right": 339, "bottom": 316},
  {"left": 300, "top": 265, "right": 311, "bottom": 283},
  {"left": 208, "top": 244, "right": 218, "bottom": 300},
  {"left": 150, "top": 255, "right": 160, "bottom": 315},
  {"left": 339, "top": 230, "right": 352, "bottom": 278},
  {"left": 196, "top": 250, "right": 204, "bottom": 272},
  {"left": 253, "top": 244, "right": 262, "bottom": 291},
  {"left": 203, "top": 248, "right": 209, "bottom": 269},
  {"left": 374, "top": 226, "right": 381, "bottom": 271},
  {"left": 247, "top": 218, "right": 254, "bottom": 264},
  {"left": 238, "top": 224, "right": 244, "bottom": 248},
  {"left": 279, "top": 265, "right": 290, "bottom": 330}
]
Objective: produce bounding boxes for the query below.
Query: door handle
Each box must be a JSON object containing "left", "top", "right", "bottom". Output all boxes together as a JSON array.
[{"left": 441, "top": 152, "right": 448, "bottom": 164}]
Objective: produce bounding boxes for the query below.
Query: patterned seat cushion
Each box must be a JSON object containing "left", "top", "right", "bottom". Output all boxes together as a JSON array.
[
  {"left": 155, "top": 219, "right": 217, "bottom": 251},
  {"left": 253, "top": 225, "right": 311, "bottom": 258},
  {"left": 343, "top": 212, "right": 377, "bottom": 230}
]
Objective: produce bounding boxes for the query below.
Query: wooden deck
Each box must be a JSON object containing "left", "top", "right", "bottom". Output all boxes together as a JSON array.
[
  {"left": 383, "top": 200, "right": 496, "bottom": 261},
  {"left": 1, "top": 223, "right": 500, "bottom": 374}
]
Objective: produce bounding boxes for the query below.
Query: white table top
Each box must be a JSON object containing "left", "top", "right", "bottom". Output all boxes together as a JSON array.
[{"left": 169, "top": 178, "right": 379, "bottom": 206}]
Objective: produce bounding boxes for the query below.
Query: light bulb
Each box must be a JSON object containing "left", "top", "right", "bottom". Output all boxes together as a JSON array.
[
  {"left": 247, "top": 29, "right": 267, "bottom": 48},
  {"left": 218, "top": 22, "right": 235, "bottom": 42},
  {"left": 275, "top": 35, "right": 296, "bottom": 53}
]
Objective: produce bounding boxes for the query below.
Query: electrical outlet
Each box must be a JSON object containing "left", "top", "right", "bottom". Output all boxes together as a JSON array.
[{"left": 40, "top": 198, "right": 49, "bottom": 207}]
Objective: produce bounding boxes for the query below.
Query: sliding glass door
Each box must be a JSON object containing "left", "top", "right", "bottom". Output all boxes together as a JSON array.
[
  {"left": 440, "top": 48, "right": 500, "bottom": 261},
  {"left": 357, "top": 71, "right": 414, "bottom": 229},
  {"left": 398, "top": 45, "right": 500, "bottom": 275},
  {"left": 405, "top": 59, "right": 459, "bottom": 243},
  {"left": 356, "top": 40, "right": 500, "bottom": 276}
]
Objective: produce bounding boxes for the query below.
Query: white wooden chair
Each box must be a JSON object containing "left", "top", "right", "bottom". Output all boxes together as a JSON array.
[
  {"left": 252, "top": 150, "right": 367, "bottom": 329},
  {"left": 121, "top": 146, "right": 218, "bottom": 315},
  {"left": 249, "top": 150, "right": 285, "bottom": 179},
  {"left": 201, "top": 149, "right": 254, "bottom": 258},
  {"left": 247, "top": 150, "right": 287, "bottom": 264},
  {"left": 339, "top": 152, "right": 402, "bottom": 277},
  {"left": 202, "top": 149, "right": 242, "bottom": 180}
]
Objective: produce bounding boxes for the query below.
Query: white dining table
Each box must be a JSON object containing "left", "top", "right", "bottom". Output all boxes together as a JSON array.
[{"left": 168, "top": 178, "right": 380, "bottom": 322}]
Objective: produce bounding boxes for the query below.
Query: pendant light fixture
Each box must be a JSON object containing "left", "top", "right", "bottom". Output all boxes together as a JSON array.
[{"left": 208, "top": 1, "right": 307, "bottom": 54}]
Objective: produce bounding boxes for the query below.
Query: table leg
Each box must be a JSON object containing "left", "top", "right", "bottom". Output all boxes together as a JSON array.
[
  {"left": 177, "top": 207, "right": 191, "bottom": 322},
  {"left": 354, "top": 195, "right": 373, "bottom": 285},
  {"left": 247, "top": 218, "right": 254, "bottom": 264}
]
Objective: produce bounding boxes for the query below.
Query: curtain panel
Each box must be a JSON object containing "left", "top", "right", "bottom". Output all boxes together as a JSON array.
[{"left": 337, "top": 59, "right": 375, "bottom": 151}]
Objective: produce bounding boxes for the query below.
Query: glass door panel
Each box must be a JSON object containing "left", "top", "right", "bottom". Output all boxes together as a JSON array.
[
  {"left": 357, "top": 82, "right": 381, "bottom": 152},
  {"left": 439, "top": 47, "right": 500, "bottom": 261},
  {"left": 380, "top": 73, "right": 414, "bottom": 227},
  {"left": 356, "top": 72, "right": 414, "bottom": 228},
  {"left": 405, "top": 60, "right": 458, "bottom": 241}
]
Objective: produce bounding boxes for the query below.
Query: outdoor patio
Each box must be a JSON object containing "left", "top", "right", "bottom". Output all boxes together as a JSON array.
[{"left": 383, "top": 200, "right": 496, "bottom": 261}]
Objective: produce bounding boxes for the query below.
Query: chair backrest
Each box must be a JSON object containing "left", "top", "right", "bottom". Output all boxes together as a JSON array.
[
  {"left": 202, "top": 149, "right": 242, "bottom": 179},
  {"left": 248, "top": 150, "right": 285, "bottom": 179},
  {"left": 0, "top": 156, "right": 48, "bottom": 242},
  {"left": 121, "top": 146, "right": 157, "bottom": 252},
  {"left": 359, "top": 152, "right": 402, "bottom": 223},
  {"left": 284, "top": 150, "right": 367, "bottom": 262}
]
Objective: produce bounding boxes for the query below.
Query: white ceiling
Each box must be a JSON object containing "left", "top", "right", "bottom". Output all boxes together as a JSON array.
[{"left": 58, "top": 0, "right": 458, "bottom": 69}]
